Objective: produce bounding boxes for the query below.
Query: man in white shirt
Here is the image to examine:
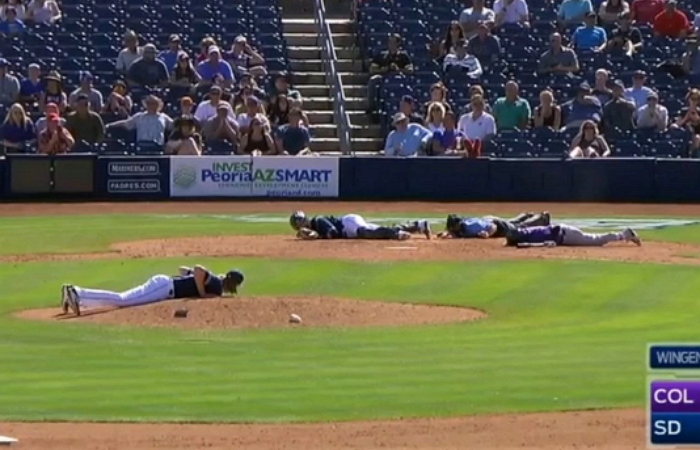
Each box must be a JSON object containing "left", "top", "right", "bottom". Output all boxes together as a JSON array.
[
  {"left": 459, "top": 0, "right": 496, "bottom": 38},
  {"left": 458, "top": 95, "right": 497, "bottom": 142},
  {"left": 493, "top": 0, "right": 530, "bottom": 27},
  {"left": 634, "top": 92, "right": 668, "bottom": 132},
  {"left": 443, "top": 39, "right": 483, "bottom": 80},
  {"left": 194, "top": 86, "right": 234, "bottom": 122}
]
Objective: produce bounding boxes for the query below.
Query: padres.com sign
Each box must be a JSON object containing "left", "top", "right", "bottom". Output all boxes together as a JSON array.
[{"left": 170, "top": 156, "right": 339, "bottom": 198}]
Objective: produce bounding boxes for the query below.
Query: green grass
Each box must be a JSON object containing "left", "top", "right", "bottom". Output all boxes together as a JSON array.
[{"left": 0, "top": 212, "right": 698, "bottom": 423}]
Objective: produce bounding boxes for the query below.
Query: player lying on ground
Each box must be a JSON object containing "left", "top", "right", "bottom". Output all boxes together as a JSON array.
[
  {"left": 436, "top": 212, "right": 551, "bottom": 239},
  {"left": 504, "top": 225, "right": 642, "bottom": 247},
  {"left": 289, "top": 211, "right": 432, "bottom": 240},
  {"left": 60, "top": 266, "right": 245, "bottom": 316}
]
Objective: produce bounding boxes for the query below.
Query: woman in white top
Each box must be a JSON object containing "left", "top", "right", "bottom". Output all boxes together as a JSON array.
[
  {"left": 26, "top": 0, "right": 60, "bottom": 23},
  {"left": 424, "top": 101, "right": 446, "bottom": 132},
  {"left": 569, "top": 120, "right": 611, "bottom": 158},
  {"left": 0, "top": 0, "right": 25, "bottom": 20}
]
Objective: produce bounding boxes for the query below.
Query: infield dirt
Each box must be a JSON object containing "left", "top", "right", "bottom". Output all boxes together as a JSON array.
[{"left": 2, "top": 201, "right": 686, "bottom": 450}]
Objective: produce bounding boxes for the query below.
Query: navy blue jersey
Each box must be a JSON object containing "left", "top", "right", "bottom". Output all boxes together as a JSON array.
[
  {"left": 172, "top": 271, "right": 223, "bottom": 298},
  {"left": 508, "top": 226, "right": 560, "bottom": 244},
  {"left": 309, "top": 215, "right": 343, "bottom": 239}
]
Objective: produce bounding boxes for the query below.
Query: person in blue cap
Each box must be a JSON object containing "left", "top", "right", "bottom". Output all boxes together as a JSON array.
[{"left": 60, "top": 265, "right": 244, "bottom": 316}]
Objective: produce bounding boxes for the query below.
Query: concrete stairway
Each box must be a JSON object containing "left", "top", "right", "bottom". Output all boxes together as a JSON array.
[{"left": 282, "top": 16, "right": 383, "bottom": 153}]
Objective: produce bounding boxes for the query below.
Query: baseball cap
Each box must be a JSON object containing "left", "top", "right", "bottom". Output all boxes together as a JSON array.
[
  {"left": 28, "top": 63, "right": 40, "bottom": 70},
  {"left": 0, "top": 58, "right": 9, "bottom": 67},
  {"left": 80, "top": 71, "right": 93, "bottom": 81},
  {"left": 217, "top": 103, "right": 229, "bottom": 111},
  {"left": 585, "top": 11, "right": 596, "bottom": 17},
  {"left": 225, "top": 269, "right": 245, "bottom": 293},
  {"left": 633, "top": 70, "right": 647, "bottom": 78},
  {"left": 169, "top": 34, "right": 181, "bottom": 42},
  {"left": 392, "top": 112, "right": 408, "bottom": 124},
  {"left": 209, "top": 85, "right": 222, "bottom": 94},
  {"left": 401, "top": 94, "right": 415, "bottom": 104},
  {"left": 234, "top": 35, "right": 247, "bottom": 43},
  {"left": 208, "top": 46, "right": 221, "bottom": 55},
  {"left": 613, "top": 79, "right": 625, "bottom": 89},
  {"left": 76, "top": 93, "right": 89, "bottom": 102},
  {"left": 578, "top": 82, "right": 592, "bottom": 91}
]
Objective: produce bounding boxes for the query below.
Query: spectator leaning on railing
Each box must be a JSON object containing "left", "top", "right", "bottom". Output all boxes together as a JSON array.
[
  {"left": 384, "top": 112, "right": 432, "bottom": 157},
  {"left": 105, "top": 95, "right": 172, "bottom": 147},
  {"left": 38, "top": 113, "right": 74, "bottom": 154}
]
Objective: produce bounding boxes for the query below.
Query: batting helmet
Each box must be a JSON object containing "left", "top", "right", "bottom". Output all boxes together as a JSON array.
[
  {"left": 289, "top": 211, "right": 306, "bottom": 230},
  {"left": 224, "top": 269, "right": 245, "bottom": 293},
  {"left": 446, "top": 214, "right": 461, "bottom": 232}
]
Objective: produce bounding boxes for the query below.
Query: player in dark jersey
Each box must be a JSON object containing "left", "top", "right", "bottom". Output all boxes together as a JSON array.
[
  {"left": 288, "top": 211, "right": 431, "bottom": 240},
  {"left": 504, "top": 224, "right": 641, "bottom": 247},
  {"left": 437, "top": 212, "right": 550, "bottom": 239},
  {"left": 60, "top": 266, "right": 244, "bottom": 316}
]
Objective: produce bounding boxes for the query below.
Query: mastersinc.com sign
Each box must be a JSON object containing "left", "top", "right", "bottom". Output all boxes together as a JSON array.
[
  {"left": 104, "top": 160, "right": 164, "bottom": 194},
  {"left": 170, "top": 156, "right": 339, "bottom": 197}
]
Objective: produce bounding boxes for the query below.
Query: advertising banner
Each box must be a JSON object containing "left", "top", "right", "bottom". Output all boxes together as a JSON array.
[
  {"left": 170, "top": 156, "right": 339, "bottom": 198},
  {"left": 97, "top": 157, "right": 169, "bottom": 197}
]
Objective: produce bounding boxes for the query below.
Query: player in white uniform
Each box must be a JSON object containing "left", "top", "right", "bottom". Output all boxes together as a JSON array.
[{"left": 289, "top": 211, "right": 432, "bottom": 240}]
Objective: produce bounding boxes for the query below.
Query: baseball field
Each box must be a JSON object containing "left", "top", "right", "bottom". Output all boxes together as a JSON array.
[{"left": 1, "top": 201, "right": 700, "bottom": 449}]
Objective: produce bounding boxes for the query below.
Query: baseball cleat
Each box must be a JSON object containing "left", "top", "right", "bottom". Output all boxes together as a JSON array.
[
  {"left": 420, "top": 220, "right": 432, "bottom": 239},
  {"left": 66, "top": 286, "right": 81, "bottom": 316},
  {"left": 61, "top": 284, "right": 69, "bottom": 314},
  {"left": 397, "top": 231, "right": 411, "bottom": 240},
  {"left": 624, "top": 228, "right": 642, "bottom": 246}
]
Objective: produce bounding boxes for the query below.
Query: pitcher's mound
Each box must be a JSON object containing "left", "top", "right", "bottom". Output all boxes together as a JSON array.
[{"left": 16, "top": 296, "right": 486, "bottom": 330}]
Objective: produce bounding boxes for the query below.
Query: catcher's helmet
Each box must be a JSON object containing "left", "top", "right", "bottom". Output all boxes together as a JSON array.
[
  {"left": 225, "top": 269, "right": 245, "bottom": 293},
  {"left": 446, "top": 214, "right": 461, "bottom": 231},
  {"left": 289, "top": 211, "right": 306, "bottom": 230}
]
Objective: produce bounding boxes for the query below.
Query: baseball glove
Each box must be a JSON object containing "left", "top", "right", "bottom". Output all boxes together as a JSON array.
[{"left": 296, "top": 228, "right": 319, "bottom": 240}]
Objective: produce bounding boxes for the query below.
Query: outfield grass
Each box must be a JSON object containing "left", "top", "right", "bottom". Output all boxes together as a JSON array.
[{"left": 0, "top": 213, "right": 697, "bottom": 423}]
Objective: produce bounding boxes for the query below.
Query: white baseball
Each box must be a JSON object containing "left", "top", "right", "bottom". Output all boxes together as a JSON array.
[{"left": 289, "top": 313, "right": 302, "bottom": 324}]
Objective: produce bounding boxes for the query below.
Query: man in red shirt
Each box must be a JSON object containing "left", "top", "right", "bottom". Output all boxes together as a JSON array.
[
  {"left": 631, "top": 0, "right": 665, "bottom": 24},
  {"left": 653, "top": 0, "right": 689, "bottom": 38}
]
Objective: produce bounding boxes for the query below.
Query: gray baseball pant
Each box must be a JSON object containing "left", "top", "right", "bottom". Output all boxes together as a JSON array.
[{"left": 559, "top": 224, "right": 623, "bottom": 246}]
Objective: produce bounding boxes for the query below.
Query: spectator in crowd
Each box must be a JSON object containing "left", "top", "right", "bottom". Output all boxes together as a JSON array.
[
  {"left": 292, "top": 100, "right": 311, "bottom": 128},
  {"left": 19, "top": 63, "right": 42, "bottom": 105},
  {"left": 634, "top": 92, "right": 668, "bottom": 131},
  {"left": 464, "top": 85, "right": 493, "bottom": 113},
  {"left": 69, "top": 71, "right": 103, "bottom": 111},
  {"left": 533, "top": 89, "right": 562, "bottom": 129},
  {"left": 170, "top": 53, "right": 201, "bottom": 96},
  {"left": 425, "top": 102, "right": 446, "bottom": 131},
  {"left": 179, "top": 96, "right": 196, "bottom": 117},
  {"left": 102, "top": 80, "right": 132, "bottom": 119},
  {"left": 631, "top": 0, "right": 665, "bottom": 24},
  {"left": 196, "top": 37, "right": 217, "bottom": 64},
  {"left": 599, "top": 0, "right": 630, "bottom": 23},
  {"left": 493, "top": 0, "right": 530, "bottom": 28},
  {"left": 592, "top": 69, "right": 612, "bottom": 104},
  {"left": 65, "top": 94, "right": 105, "bottom": 145},
  {"left": 116, "top": 30, "right": 143, "bottom": 75},
  {"left": 233, "top": 76, "right": 259, "bottom": 114},
  {"left": 384, "top": 112, "right": 432, "bottom": 157},
  {"left": 237, "top": 96, "right": 269, "bottom": 133},
  {"left": 653, "top": 0, "right": 689, "bottom": 38},
  {"left": 269, "top": 72, "right": 301, "bottom": 103},
  {"left": 443, "top": 39, "right": 483, "bottom": 80},
  {"left": 398, "top": 95, "right": 423, "bottom": 125},
  {"left": 459, "top": 0, "right": 495, "bottom": 38},
  {"left": 457, "top": 94, "right": 496, "bottom": 144},
  {"left": 202, "top": 103, "right": 239, "bottom": 144},
  {"left": 1, "top": 103, "right": 34, "bottom": 151},
  {"left": 225, "top": 35, "right": 267, "bottom": 78},
  {"left": 492, "top": 81, "right": 531, "bottom": 130},
  {"left": 624, "top": 70, "right": 654, "bottom": 108},
  {"left": 239, "top": 117, "right": 275, "bottom": 155},
  {"left": 682, "top": 37, "right": 700, "bottom": 80},
  {"left": 429, "top": 111, "right": 466, "bottom": 156},
  {"left": 467, "top": 22, "right": 502, "bottom": 65},
  {"left": 601, "top": 12, "right": 643, "bottom": 56},
  {"left": 166, "top": 116, "right": 202, "bottom": 156},
  {"left": 562, "top": 82, "right": 603, "bottom": 130},
  {"left": 35, "top": 102, "right": 64, "bottom": 134},
  {"left": 128, "top": 44, "right": 169, "bottom": 88},
  {"left": 172, "top": 106, "right": 200, "bottom": 134},
  {"left": 275, "top": 108, "right": 311, "bottom": 156},
  {"left": 25, "top": 0, "right": 59, "bottom": 23},
  {"left": 38, "top": 113, "right": 74, "bottom": 154},
  {"left": 195, "top": 85, "right": 234, "bottom": 123},
  {"left": 159, "top": 34, "right": 186, "bottom": 73},
  {"left": 558, "top": 0, "right": 594, "bottom": 25},
  {"left": 0, "top": 6, "right": 26, "bottom": 35},
  {"left": 39, "top": 72, "right": 66, "bottom": 113},
  {"left": 674, "top": 107, "right": 700, "bottom": 155},
  {"left": 366, "top": 34, "right": 413, "bottom": 117},
  {"left": 538, "top": 33, "right": 580, "bottom": 76},
  {"left": 438, "top": 21, "right": 466, "bottom": 59},
  {"left": 571, "top": 12, "right": 607, "bottom": 51},
  {"left": 602, "top": 80, "right": 636, "bottom": 131},
  {"left": 268, "top": 94, "right": 290, "bottom": 128},
  {"left": 196, "top": 46, "right": 234, "bottom": 90},
  {"left": 568, "top": 120, "right": 611, "bottom": 157},
  {"left": 422, "top": 82, "right": 452, "bottom": 114},
  {"left": 106, "top": 95, "right": 172, "bottom": 146},
  {"left": 236, "top": 74, "right": 266, "bottom": 103},
  {"left": 680, "top": 88, "right": 700, "bottom": 117},
  {"left": 1, "top": 0, "right": 26, "bottom": 20},
  {"left": 0, "top": 58, "right": 20, "bottom": 105}
]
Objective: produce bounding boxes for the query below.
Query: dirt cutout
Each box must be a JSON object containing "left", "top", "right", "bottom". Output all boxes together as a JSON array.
[
  {"left": 17, "top": 296, "right": 486, "bottom": 329},
  {"left": 2, "top": 202, "right": 689, "bottom": 450}
]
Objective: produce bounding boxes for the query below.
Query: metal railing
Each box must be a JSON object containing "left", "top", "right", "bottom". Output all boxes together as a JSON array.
[{"left": 313, "top": 0, "right": 353, "bottom": 155}]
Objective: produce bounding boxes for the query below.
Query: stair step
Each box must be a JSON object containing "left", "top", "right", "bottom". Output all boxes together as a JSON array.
[
  {"left": 310, "top": 123, "right": 381, "bottom": 139},
  {"left": 306, "top": 110, "right": 371, "bottom": 125},
  {"left": 310, "top": 137, "right": 381, "bottom": 153},
  {"left": 296, "top": 84, "right": 366, "bottom": 98},
  {"left": 287, "top": 46, "right": 359, "bottom": 60},
  {"left": 294, "top": 71, "right": 367, "bottom": 85},
  {"left": 331, "top": 33, "right": 355, "bottom": 47},
  {"left": 302, "top": 96, "right": 366, "bottom": 111},
  {"left": 289, "top": 59, "right": 363, "bottom": 73},
  {"left": 350, "top": 138, "right": 384, "bottom": 152},
  {"left": 283, "top": 33, "right": 355, "bottom": 47},
  {"left": 282, "top": 18, "right": 353, "bottom": 34},
  {"left": 310, "top": 137, "right": 340, "bottom": 152}
]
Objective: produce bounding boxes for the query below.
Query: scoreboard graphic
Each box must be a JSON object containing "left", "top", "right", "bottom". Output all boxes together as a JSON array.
[{"left": 649, "top": 344, "right": 700, "bottom": 447}]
